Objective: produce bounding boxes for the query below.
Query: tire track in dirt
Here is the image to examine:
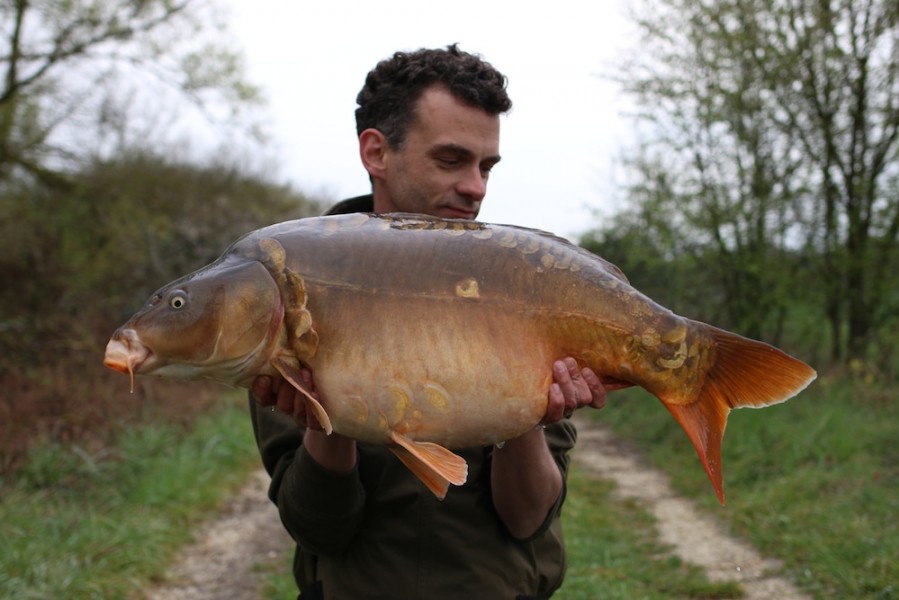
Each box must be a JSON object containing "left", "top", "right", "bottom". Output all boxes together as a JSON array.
[{"left": 572, "top": 416, "right": 809, "bottom": 600}]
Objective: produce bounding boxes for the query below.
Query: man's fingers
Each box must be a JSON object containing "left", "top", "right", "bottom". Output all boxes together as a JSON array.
[
  {"left": 549, "top": 359, "right": 577, "bottom": 418},
  {"left": 582, "top": 367, "right": 606, "bottom": 409},
  {"left": 251, "top": 375, "right": 274, "bottom": 406},
  {"left": 543, "top": 383, "right": 566, "bottom": 424},
  {"left": 275, "top": 381, "right": 295, "bottom": 415}
]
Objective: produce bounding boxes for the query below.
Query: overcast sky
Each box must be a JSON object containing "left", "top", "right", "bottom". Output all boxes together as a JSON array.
[{"left": 227, "top": 0, "right": 636, "bottom": 240}]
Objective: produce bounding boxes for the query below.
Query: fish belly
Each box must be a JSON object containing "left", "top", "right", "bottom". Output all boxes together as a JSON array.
[{"left": 306, "top": 294, "right": 555, "bottom": 448}]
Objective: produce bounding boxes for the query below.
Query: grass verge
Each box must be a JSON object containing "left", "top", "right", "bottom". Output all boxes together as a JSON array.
[
  {"left": 0, "top": 391, "right": 259, "bottom": 599},
  {"left": 591, "top": 376, "right": 898, "bottom": 599}
]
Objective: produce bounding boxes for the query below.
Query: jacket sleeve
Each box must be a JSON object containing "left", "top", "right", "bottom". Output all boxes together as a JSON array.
[
  {"left": 516, "top": 418, "right": 578, "bottom": 542},
  {"left": 248, "top": 395, "right": 366, "bottom": 555}
]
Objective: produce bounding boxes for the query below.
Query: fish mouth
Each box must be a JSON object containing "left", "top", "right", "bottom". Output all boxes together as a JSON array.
[{"left": 104, "top": 328, "right": 151, "bottom": 393}]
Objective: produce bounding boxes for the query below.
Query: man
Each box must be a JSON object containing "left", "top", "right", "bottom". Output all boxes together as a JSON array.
[{"left": 250, "top": 45, "right": 606, "bottom": 599}]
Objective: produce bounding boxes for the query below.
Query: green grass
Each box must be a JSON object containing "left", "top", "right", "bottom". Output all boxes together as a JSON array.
[
  {"left": 4, "top": 376, "right": 895, "bottom": 600},
  {"left": 592, "top": 377, "right": 898, "bottom": 600},
  {"left": 259, "top": 551, "right": 299, "bottom": 600},
  {"left": 0, "top": 392, "right": 260, "bottom": 599},
  {"left": 558, "top": 469, "right": 743, "bottom": 599}
]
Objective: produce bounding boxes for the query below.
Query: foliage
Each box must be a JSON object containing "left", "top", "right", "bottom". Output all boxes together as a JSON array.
[
  {"left": 592, "top": 378, "right": 898, "bottom": 599},
  {"left": 0, "top": 151, "right": 323, "bottom": 473},
  {"left": 0, "top": 0, "right": 262, "bottom": 187},
  {"left": 0, "top": 395, "right": 259, "bottom": 599},
  {"left": 0, "top": 150, "right": 321, "bottom": 364},
  {"left": 607, "top": 0, "right": 899, "bottom": 363}
]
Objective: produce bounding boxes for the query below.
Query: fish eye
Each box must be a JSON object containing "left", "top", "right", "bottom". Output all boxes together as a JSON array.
[{"left": 169, "top": 292, "right": 187, "bottom": 310}]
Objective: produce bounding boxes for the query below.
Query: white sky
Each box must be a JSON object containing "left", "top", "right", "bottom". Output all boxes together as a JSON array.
[{"left": 227, "top": 0, "right": 637, "bottom": 240}]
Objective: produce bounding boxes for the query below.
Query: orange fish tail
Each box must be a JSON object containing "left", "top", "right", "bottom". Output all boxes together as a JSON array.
[{"left": 662, "top": 324, "right": 817, "bottom": 505}]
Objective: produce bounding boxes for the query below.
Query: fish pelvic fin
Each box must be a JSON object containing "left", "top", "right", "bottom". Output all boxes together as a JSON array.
[
  {"left": 387, "top": 431, "right": 468, "bottom": 500},
  {"left": 662, "top": 325, "right": 817, "bottom": 505},
  {"left": 272, "top": 355, "right": 333, "bottom": 435}
]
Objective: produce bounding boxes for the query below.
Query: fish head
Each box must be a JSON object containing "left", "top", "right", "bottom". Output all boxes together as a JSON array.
[{"left": 104, "top": 259, "right": 284, "bottom": 389}]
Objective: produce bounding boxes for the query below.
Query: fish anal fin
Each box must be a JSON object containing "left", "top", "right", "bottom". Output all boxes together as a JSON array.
[
  {"left": 272, "top": 355, "right": 333, "bottom": 435},
  {"left": 664, "top": 400, "right": 727, "bottom": 505},
  {"left": 660, "top": 324, "right": 817, "bottom": 505},
  {"left": 388, "top": 431, "right": 468, "bottom": 500}
]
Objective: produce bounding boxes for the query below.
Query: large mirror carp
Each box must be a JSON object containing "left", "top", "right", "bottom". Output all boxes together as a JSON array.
[{"left": 105, "top": 213, "right": 816, "bottom": 501}]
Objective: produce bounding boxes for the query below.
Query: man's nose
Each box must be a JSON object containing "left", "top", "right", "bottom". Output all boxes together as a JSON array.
[{"left": 456, "top": 165, "right": 488, "bottom": 201}]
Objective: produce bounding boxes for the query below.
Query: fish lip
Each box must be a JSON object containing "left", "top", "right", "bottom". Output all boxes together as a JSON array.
[
  {"left": 102, "top": 344, "right": 151, "bottom": 374},
  {"left": 104, "top": 329, "right": 153, "bottom": 391}
]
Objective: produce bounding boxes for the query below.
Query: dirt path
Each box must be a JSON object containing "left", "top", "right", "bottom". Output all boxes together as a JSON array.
[
  {"left": 572, "top": 417, "right": 809, "bottom": 599},
  {"left": 147, "top": 420, "right": 808, "bottom": 599},
  {"left": 146, "top": 469, "right": 292, "bottom": 600}
]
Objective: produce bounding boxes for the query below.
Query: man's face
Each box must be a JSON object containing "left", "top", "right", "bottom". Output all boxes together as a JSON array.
[{"left": 375, "top": 86, "right": 501, "bottom": 220}]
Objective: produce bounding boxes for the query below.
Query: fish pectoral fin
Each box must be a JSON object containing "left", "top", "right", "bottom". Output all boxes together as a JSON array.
[
  {"left": 387, "top": 431, "right": 468, "bottom": 500},
  {"left": 272, "top": 355, "right": 333, "bottom": 435}
]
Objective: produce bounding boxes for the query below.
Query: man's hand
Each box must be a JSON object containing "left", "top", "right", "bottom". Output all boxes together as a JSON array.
[
  {"left": 543, "top": 357, "right": 606, "bottom": 424},
  {"left": 250, "top": 372, "right": 327, "bottom": 430}
]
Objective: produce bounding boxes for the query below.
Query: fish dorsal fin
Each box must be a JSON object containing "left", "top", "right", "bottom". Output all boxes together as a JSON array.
[
  {"left": 272, "top": 354, "right": 333, "bottom": 435},
  {"left": 387, "top": 431, "right": 468, "bottom": 500}
]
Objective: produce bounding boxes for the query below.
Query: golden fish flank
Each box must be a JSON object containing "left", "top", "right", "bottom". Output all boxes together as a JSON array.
[{"left": 103, "top": 212, "right": 817, "bottom": 503}]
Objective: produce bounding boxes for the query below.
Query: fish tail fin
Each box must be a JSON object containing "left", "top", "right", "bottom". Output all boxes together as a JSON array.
[{"left": 662, "top": 325, "right": 816, "bottom": 505}]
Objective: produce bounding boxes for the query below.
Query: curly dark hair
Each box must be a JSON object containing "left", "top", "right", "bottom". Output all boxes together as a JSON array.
[{"left": 355, "top": 44, "right": 512, "bottom": 148}]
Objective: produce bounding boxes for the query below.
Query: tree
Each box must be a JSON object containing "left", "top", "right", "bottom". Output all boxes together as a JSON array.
[
  {"left": 615, "top": 0, "right": 899, "bottom": 362},
  {"left": 0, "top": 0, "right": 261, "bottom": 188}
]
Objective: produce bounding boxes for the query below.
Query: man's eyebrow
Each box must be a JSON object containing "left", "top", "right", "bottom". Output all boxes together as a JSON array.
[{"left": 430, "top": 143, "right": 502, "bottom": 164}]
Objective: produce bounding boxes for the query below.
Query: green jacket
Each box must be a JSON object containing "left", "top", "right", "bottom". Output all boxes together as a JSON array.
[{"left": 249, "top": 196, "right": 577, "bottom": 599}]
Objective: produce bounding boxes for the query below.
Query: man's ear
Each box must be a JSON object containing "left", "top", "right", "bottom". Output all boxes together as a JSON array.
[{"left": 359, "top": 128, "right": 388, "bottom": 181}]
